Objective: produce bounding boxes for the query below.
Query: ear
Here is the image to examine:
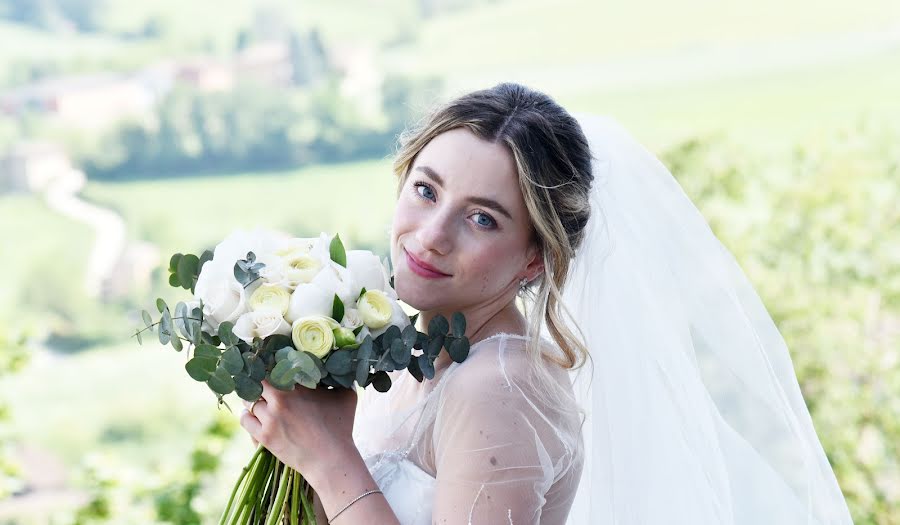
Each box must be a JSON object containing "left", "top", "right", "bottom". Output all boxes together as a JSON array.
[{"left": 523, "top": 241, "right": 544, "bottom": 281}]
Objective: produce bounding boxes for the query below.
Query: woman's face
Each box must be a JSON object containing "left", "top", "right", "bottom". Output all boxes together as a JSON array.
[{"left": 390, "top": 127, "right": 543, "bottom": 313}]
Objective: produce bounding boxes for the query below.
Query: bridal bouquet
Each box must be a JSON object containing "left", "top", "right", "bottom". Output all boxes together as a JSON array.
[{"left": 135, "top": 228, "right": 470, "bottom": 524}]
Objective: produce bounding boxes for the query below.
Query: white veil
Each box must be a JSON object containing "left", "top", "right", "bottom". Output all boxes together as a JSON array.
[{"left": 560, "top": 113, "right": 854, "bottom": 524}]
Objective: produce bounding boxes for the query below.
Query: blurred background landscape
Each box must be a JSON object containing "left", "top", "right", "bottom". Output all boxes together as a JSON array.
[{"left": 0, "top": 0, "right": 897, "bottom": 523}]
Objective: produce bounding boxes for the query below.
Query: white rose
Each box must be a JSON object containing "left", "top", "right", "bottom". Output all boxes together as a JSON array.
[
  {"left": 311, "top": 260, "right": 357, "bottom": 306},
  {"left": 274, "top": 237, "right": 317, "bottom": 259},
  {"left": 346, "top": 250, "right": 390, "bottom": 294},
  {"left": 197, "top": 278, "right": 256, "bottom": 332},
  {"left": 340, "top": 307, "right": 364, "bottom": 330},
  {"left": 282, "top": 253, "right": 325, "bottom": 287},
  {"left": 369, "top": 298, "right": 412, "bottom": 339},
  {"left": 232, "top": 309, "right": 291, "bottom": 343},
  {"left": 202, "top": 228, "right": 284, "bottom": 282},
  {"left": 286, "top": 282, "right": 334, "bottom": 324}
]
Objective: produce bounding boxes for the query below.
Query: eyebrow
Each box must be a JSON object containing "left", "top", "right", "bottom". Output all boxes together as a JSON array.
[{"left": 414, "top": 165, "right": 514, "bottom": 221}]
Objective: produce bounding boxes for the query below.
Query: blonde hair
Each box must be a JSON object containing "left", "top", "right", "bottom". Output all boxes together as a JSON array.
[{"left": 391, "top": 82, "right": 595, "bottom": 377}]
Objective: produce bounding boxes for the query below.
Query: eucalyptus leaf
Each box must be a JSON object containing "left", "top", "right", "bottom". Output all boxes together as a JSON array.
[
  {"left": 242, "top": 352, "right": 266, "bottom": 381},
  {"left": 294, "top": 370, "right": 320, "bottom": 389},
  {"left": 325, "top": 349, "right": 353, "bottom": 376},
  {"left": 382, "top": 325, "right": 401, "bottom": 346},
  {"left": 170, "top": 333, "right": 183, "bottom": 351},
  {"left": 177, "top": 254, "right": 200, "bottom": 290},
  {"left": 156, "top": 298, "right": 168, "bottom": 314},
  {"left": 409, "top": 312, "right": 419, "bottom": 326},
  {"left": 406, "top": 357, "right": 423, "bottom": 382},
  {"left": 390, "top": 339, "right": 409, "bottom": 367},
  {"left": 448, "top": 337, "right": 470, "bottom": 363},
  {"left": 355, "top": 337, "right": 373, "bottom": 386},
  {"left": 222, "top": 346, "right": 244, "bottom": 374},
  {"left": 218, "top": 321, "right": 238, "bottom": 346},
  {"left": 275, "top": 346, "right": 296, "bottom": 363},
  {"left": 428, "top": 315, "right": 449, "bottom": 337},
  {"left": 401, "top": 324, "right": 418, "bottom": 349},
  {"left": 269, "top": 359, "right": 299, "bottom": 390},
  {"left": 158, "top": 309, "right": 173, "bottom": 345},
  {"left": 207, "top": 366, "right": 236, "bottom": 395},
  {"left": 451, "top": 312, "right": 466, "bottom": 338},
  {"left": 418, "top": 354, "right": 435, "bottom": 380},
  {"left": 186, "top": 355, "right": 217, "bottom": 381},
  {"left": 426, "top": 335, "right": 444, "bottom": 358},
  {"left": 168, "top": 273, "right": 180, "bottom": 287},
  {"left": 194, "top": 344, "right": 221, "bottom": 359},
  {"left": 234, "top": 374, "right": 263, "bottom": 401},
  {"left": 141, "top": 310, "right": 153, "bottom": 329},
  {"left": 135, "top": 329, "right": 143, "bottom": 345},
  {"left": 264, "top": 335, "right": 294, "bottom": 355},
  {"left": 372, "top": 371, "right": 392, "bottom": 392},
  {"left": 329, "top": 233, "right": 346, "bottom": 267},
  {"left": 169, "top": 253, "right": 183, "bottom": 273}
]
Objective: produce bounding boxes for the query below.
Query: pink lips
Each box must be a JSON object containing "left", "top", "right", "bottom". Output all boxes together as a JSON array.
[{"left": 404, "top": 248, "right": 451, "bottom": 279}]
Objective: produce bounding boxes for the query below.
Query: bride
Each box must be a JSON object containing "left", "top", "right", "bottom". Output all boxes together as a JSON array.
[{"left": 239, "top": 82, "right": 854, "bottom": 524}]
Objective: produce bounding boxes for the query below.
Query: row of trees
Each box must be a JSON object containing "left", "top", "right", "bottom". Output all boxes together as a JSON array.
[{"left": 82, "top": 74, "right": 441, "bottom": 181}]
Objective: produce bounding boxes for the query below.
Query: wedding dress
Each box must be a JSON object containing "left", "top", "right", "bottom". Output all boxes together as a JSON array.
[
  {"left": 354, "top": 113, "right": 853, "bottom": 524},
  {"left": 353, "top": 332, "right": 583, "bottom": 524}
]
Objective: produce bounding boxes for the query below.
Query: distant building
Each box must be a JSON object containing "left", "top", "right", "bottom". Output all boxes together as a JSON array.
[
  {"left": 176, "top": 58, "right": 235, "bottom": 92},
  {"left": 0, "top": 142, "right": 81, "bottom": 194},
  {"left": 233, "top": 41, "right": 293, "bottom": 87},
  {"left": 0, "top": 74, "right": 154, "bottom": 131}
]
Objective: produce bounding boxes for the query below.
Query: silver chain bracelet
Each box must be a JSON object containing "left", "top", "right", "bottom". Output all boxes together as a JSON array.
[{"left": 330, "top": 488, "right": 383, "bottom": 521}]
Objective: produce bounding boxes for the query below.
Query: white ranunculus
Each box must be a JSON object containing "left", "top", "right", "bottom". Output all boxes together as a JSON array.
[
  {"left": 282, "top": 253, "right": 325, "bottom": 288},
  {"left": 274, "top": 237, "right": 318, "bottom": 259},
  {"left": 286, "top": 282, "right": 334, "bottom": 324},
  {"left": 232, "top": 309, "right": 291, "bottom": 343},
  {"left": 369, "top": 298, "right": 412, "bottom": 339},
  {"left": 346, "top": 250, "right": 389, "bottom": 294},
  {"left": 357, "top": 289, "right": 393, "bottom": 329},
  {"left": 291, "top": 315, "right": 338, "bottom": 358},
  {"left": 248, "top": 284, "right": 291, "bottom": 317}
]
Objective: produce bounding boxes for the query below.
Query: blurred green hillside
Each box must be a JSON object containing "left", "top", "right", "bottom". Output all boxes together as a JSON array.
[{"left": 0, "top": 0, "right": 897, "bottom": 523}]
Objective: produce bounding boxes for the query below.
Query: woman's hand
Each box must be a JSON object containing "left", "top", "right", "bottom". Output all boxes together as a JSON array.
[{"left": 240, "top": 381, "right": 359, "bottom": 478}]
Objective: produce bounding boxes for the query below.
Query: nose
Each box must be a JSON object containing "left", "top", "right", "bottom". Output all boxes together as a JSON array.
[{"left": 416, "top": 208, "right": 453, "bottom": 256}]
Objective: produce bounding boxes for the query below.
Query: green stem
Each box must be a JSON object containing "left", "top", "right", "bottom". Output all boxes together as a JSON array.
[
  {"left": 290, "top": 469, "right": 299, "bottom": 525},
  {"left": 265, "top": 462, "right": 292, "bottom": 525},
  {"left": 299, "top": 477, "right": 316, "bottom": 525},
  {"left": 220, "top": 445, "right": 266, "bottom": 525}
]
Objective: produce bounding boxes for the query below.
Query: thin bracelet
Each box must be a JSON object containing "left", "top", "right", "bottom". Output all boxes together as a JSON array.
[{"left": 330, "top": 488, "right": 383, "bottom": 522}]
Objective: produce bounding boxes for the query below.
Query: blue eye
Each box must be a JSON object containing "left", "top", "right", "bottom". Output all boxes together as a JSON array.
[
  {"left": 472, "top": 212, "right": 496, "bottom": 229},
  {"left": 413, "top": 181, "right": 435, "bottom": 201}
]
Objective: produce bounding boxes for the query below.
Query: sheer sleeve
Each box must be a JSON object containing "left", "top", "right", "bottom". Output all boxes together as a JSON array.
[{"left": 430, "top": 337, "right": 582, "bottom": 524}]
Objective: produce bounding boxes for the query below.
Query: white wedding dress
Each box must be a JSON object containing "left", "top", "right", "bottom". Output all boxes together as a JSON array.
[{"left": 352, "top": 332, "right": 584, "bottom": 524}]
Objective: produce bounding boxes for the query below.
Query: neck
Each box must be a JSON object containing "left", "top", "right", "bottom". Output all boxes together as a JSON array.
[{"left": 417, "top": 296, "right": 527, "bottom": 374}]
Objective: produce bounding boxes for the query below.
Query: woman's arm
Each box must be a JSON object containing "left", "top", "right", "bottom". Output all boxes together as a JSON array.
[{"left": 240, "top": 382, "right": 400, "bottom": 524}]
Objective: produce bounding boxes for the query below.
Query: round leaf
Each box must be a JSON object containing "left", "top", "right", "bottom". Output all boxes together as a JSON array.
[
  {"left": 371, "top": 371, "right": 392, "bottom": 392},
  {"left": 186, "top": 355, "right": 217, "bottom": 381},
  {"left": 234, "top": 374, "right": 263, "bottom": 401},
  {"left": 401, "top": 324, "right": 418, "bottom": 349},
  {"left": 169, "top": 253, "right": 183, "bottom": 273},
  {"left": 448, "top": 337, "right": 470, "bottom": 363},
  {"left": 177, "top": 254, "right": 200, "bottom": 290},
  {"left": 269, "top": 359, "right": 299, "bottom": 390},
  {"left": 325, "top": 349, "right": 353, "bottom": 376},
  {"left": 207, "top": 366, "right": 236, "bottom": 395},
  {"left": 390, "top": 339, "right": 409, "bottom": 367},
  {"left": 243, "top": 352, "right": 266, "bottom": 381},
  {"left": 141, "top": 310, "right": 153, "bottom": 329},
  {"left": 222, "top": 346, "right": 244, "bottom": 375},
  {"left": 428, "top": 315, "right": 449, "bottom": 337},
  {"left": 451, "top": 312, "right": 466, "bottom": 338},
  {"left": 418, "top": 354, "right": 435, "bottom": 380}
]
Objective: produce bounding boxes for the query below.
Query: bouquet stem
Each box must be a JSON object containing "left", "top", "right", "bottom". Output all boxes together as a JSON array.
[{"left": 220, "top": 445, "right": 317, "bottom": 525}]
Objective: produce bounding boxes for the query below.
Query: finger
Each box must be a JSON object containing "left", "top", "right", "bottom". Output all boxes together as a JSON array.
[{"left": 239, "top": 408, "right": 263, "bottom": 442}]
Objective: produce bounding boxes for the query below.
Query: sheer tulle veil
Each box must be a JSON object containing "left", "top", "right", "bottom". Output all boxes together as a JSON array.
[{"left": 554, "top": 113, "right": 854, "bottom": 524}]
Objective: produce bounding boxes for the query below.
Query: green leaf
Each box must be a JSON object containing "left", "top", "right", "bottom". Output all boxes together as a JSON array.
[
  {"left": 169, "top": 253, "right": 183, "bottom": 273},
  {"left": 177, "top": 254, "right": 200, "bottom": 290},
  {"left": 426, "top": 335, "right": 444, "bottom": 358},
  {"left": 186, "top": 354, "right": 217, "bottom": 381},
  {"left": 357, "top": 287, "right": 367, "bottom": 301},
  {"left": 243, "top": 352, "right": 266, "bottom": 381},
  {"left": 390, "top": 339, "right": 409, "bottom": 367},
  {"left": 329, "top": 233, "right": 347, "bottom": 267},
  {"left": 218, "top": 321, "right": 238, "bottom": 346},
  {"left": 156, "top": 298, "right": 168, "bottom": 314},
  {"left": 372, "top": 371, "right": 392, "bottom": 392},
  {"left": 135, "top": 329, "right": 143, "bottom": 345},
  {"left": 195, "top": 344, "right": 221, "bottom": 359},
  {"left": 293, "top": 351, "right": 321, "bottom": 382},
  {"left": 418, "top": 354, "right": 435, "bottom": 380},
  {"left": 158, "top": 308, "right": 173, "bottom": 345},
  {"left": 168, "top": 273, "right": 180, "bottom": 287},
  {"left": 332, "top": 294, "right": 344, "bottom": 324},
  {"left": 382, "top": 325, "right": 401, "bottom": 346},
  {"left": 275, "top": 346, "right": 296, "bottom": 363},
  {"left": 170, "top": 333, "right": 183, "bottom": 351},
  {"left": 451, "top": 312, "right": 466, "bottom": 338},
  {"left": 222, "top": 346, "right": 244, "bottom": 375},
  {"left": 207, "top": 366, "right": 236, "bottom": 395},
  {"left": 329, "top": 373, "right": 353, "bottom": 389},
  {"left": 141, "top": 310, "right": 153, "bottom": 329},
  {"left": 448, "top": 337, "right": 470, "bottom": 363},
  {"left": 406, "top": 356, "right": 423, "bottom": 382},
  {"left": 355, "top": 337, "right": 373, "bottom": 386},
  {"left": 428, "top": 315, "right": 449, "bottom": 338},
  {"left": 325, "top": 349, "right": 353, "bottom": 376},
  {"left": 401, "top": 324, "right": 418, "bottom": 349},
  {"left": 270, "top": 359, "right": 299, "bottom": 390},
  {"left": 234, "top": 374, "right": 263, "bottom": 401},
  {"left": 409, "top": 312, "right": 419, "bottom": 326}
]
